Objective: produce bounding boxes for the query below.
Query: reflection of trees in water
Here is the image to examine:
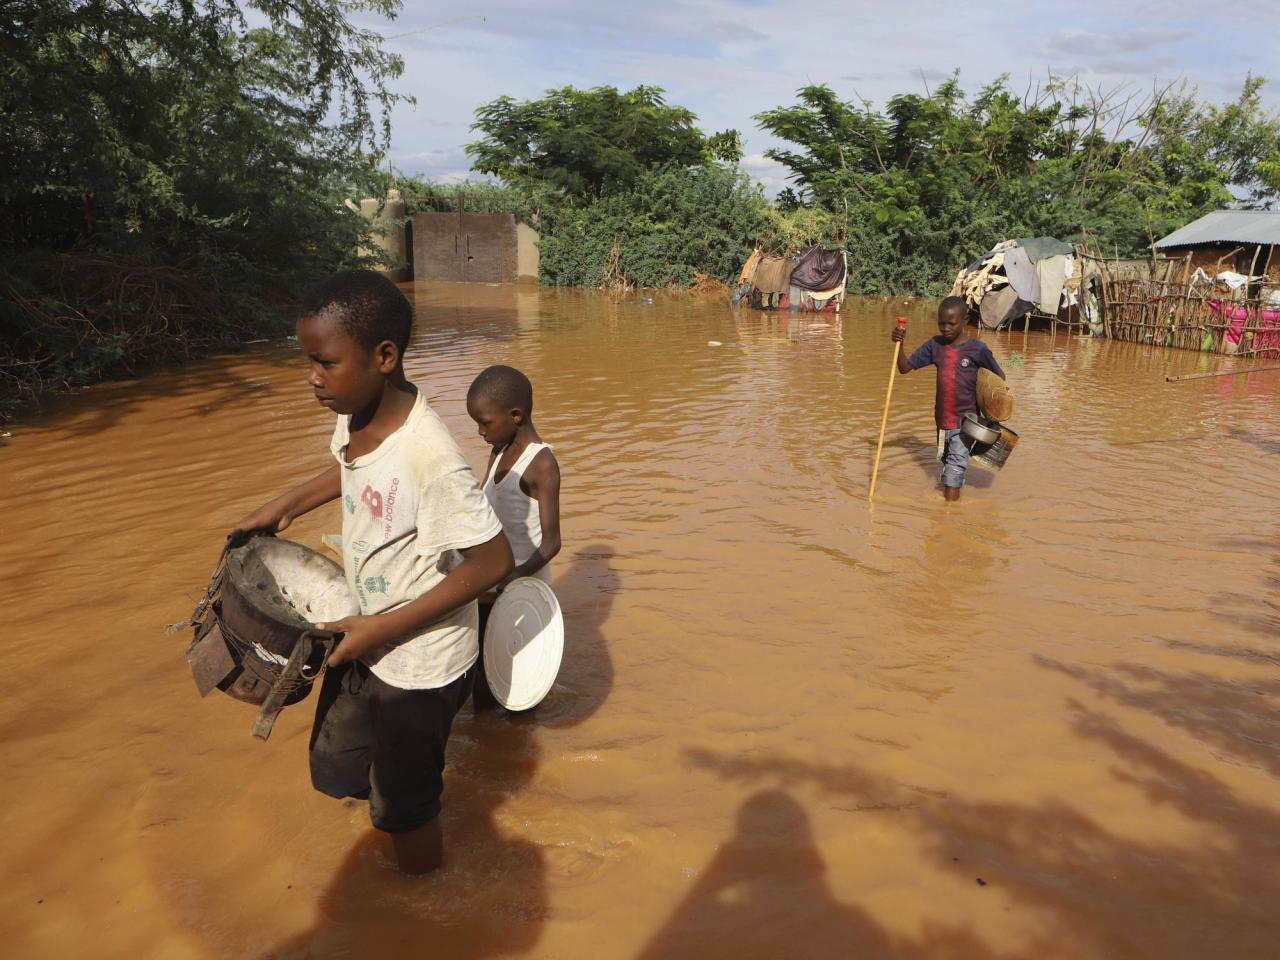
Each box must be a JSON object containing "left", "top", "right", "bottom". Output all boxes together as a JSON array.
[{"left": 263, "top": 546, "right": 618, "bottom": 959}]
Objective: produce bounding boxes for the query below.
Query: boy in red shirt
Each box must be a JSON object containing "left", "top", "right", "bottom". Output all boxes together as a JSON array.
[{"left": 891, "top": 296, "right": 1006, "bottom": 501}]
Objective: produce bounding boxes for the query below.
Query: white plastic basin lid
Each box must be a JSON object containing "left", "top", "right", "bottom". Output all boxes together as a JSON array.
[{"left": 483, "top": 577, "right": 564, "bottom": 711}]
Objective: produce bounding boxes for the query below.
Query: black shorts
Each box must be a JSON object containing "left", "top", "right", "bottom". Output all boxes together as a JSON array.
[
  {"left": 308, "top": 660, "right": 474, "bottom": 833},
  {"left": 470, "top": 601, "right": 499, "bottom": 710}
]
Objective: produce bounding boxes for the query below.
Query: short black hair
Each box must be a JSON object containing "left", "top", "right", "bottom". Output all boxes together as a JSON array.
[
  {"left": 939, "top": 295, "right": 968, "bottom": 315},
  {"left": 299, "top": 269, "right": 413, "bottom": 354},
  {"left": 467, "top": 365, "right": 533, "bottom": 414}
]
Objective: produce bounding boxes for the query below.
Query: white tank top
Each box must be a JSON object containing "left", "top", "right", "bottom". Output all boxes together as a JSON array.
[{"left": 483, "top": 441, "right": 551, "bottom": 583}]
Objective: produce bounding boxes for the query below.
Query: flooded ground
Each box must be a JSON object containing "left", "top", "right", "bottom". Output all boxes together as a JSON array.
[{"left": 2, "top": 283, "right": 1279, "bottom": 959}]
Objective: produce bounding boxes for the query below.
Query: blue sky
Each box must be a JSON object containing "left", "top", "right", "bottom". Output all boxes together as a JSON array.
[{"left": 358, "top": 0, "right": 1280, "bottom": 193}]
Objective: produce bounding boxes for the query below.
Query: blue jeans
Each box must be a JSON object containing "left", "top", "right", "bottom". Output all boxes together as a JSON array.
[{"left": 939, "top": 428, "right": 969, "bottom": 488}]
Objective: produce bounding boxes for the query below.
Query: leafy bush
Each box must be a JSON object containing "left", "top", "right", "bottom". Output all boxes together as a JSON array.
[
  {"left": 537, "top": 165, "right": 767, "bottom": 288},
  {"left": 758, "top": 76, "right": 1280, "bottom": 294},
  {"left": 1, "top": 0, "right": 403, "bottom": 414}
]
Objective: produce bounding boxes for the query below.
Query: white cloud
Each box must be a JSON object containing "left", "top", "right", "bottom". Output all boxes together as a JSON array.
[
  {"left": 741, "top": 152, "right": 793, "bottom": 195},
  {"left": 363, "top": 1, "right": 1280, "bottom": 186}
]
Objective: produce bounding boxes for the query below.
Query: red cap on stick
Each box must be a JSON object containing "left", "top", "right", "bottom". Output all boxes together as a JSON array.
[{"left": 895, "top": 316, "right": 908, "bottom": 329}]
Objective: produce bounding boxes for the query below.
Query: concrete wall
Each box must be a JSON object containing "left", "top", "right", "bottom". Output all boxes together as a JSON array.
[
  {"left": 356, "top": 192, "right": 410, "bottom": 282},
  {"left": 516, "top": 222, "right": 540, "bottom": 281},
  {"left": 411, "top": 212, "right": 538, "bottom": 283}
]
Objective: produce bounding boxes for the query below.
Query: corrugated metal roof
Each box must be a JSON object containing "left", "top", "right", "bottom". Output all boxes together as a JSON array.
[{"left": 1154, "top": 210, "right": 1280, "bottom": 248}]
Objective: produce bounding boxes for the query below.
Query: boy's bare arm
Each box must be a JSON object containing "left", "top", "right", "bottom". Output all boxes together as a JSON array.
[
  {"left": 507, "top": 450, "right": 562, "bottom": 584},
  {"left": 321, "top": 532, "right": 514, "bottom": 666},
  {"left": 232, "top": 464, "right": 341, "bottom": 536}
]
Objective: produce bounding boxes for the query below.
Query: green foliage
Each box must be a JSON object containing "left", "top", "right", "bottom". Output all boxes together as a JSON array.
[
  {"left": 9, "top": 10, "right": 1277, "bottom": 416},
  {"left": 1, "top": 0, "right": 404, "bottom": 412},
  {"left": 393, "top": 176, "right": 552, "bottom": 223},
  {"left": 537, "top": 165, "right": 766, "bottom": 288},
  {"left": 757, "top": 75, "right": 1280, "bottom": 294},
  {"left": 392, "top": 166, "right": 770, "bottom": 289},
  {"left": 467, "top": 85, "right": 740, "bottom": 200},
  {"left": 704, "top": 129, "right": 745, "bottom": 165}
]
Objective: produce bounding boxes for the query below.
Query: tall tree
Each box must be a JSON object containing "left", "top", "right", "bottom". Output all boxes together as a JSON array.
[
  {"left": 1, "top": 0, "right": 406, "bottom": 408},
  {"left": 1, "top": 0, "right": 404, "bottom": 253},
  {"left": 467, "top": 85, "right": 740, "bottom": 199},
  {"left": 756, "top": 75, "right": 1280, "bottom": 291}
]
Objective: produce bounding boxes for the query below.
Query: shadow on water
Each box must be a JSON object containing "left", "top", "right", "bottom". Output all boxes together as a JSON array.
[
  {"left": 866, "top": 434, "right": 997, "bottom": 491},
  {"left": 261, "top": 713, "right": 547, "bottom": 960},
  {"left": 1206, "top": 545, "right": 1280, "bottom": 645},
  {"left": 633, "top": 785, "right": 1007, "bottom": 960},
  {"left": 260, "top": 544, "right": 618, "bottom": 959},
  {"left": 1037, "top": 654, "right": 1280, "bottom": 779},
  {"left": 633, "top": 790, "right": 894, "bottom": 960},
  {"left": 869, "top": 435, "right": 939, "bottom": 484},
  {"left": 679, "top": 726, "right": 1279, "bottom": 956},
  {"left": 680, "top": 626, "right": 1280, "bottom": 957},
  {"left": 1226, "top": 426, "right": 1280, "bottom": 455}
]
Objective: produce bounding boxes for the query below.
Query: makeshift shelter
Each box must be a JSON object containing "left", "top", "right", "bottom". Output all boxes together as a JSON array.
[
  {"left": 1095, "top": 212, "right": 1280, "bottom": 357},
  {"left": 949, "top": 237, "right": 1103, "bottom": 333},
  {"left": 733, "top": 246, "right": 848, "bottom": 313},
  {"left": 1153, "top": 210, "right": 1280, "bottom": 284}
]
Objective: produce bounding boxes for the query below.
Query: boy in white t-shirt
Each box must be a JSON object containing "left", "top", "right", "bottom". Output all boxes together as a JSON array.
[{"left": 233, "top": 270, "right": 513, "bottom": 874}]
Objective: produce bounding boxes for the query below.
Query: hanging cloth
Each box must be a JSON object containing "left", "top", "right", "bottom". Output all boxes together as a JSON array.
[
  {"left": 1035, "top": 255, "right": 1069, "bottom": 314},
  {"left": 753, "top": 255, "right": 795, "bottom": 294},
  {"left": 789, "top": 246, "right": 846, "bottom": 291},
  {"left": 1002, "top": 246, "right": 1040, "bottom": 304}
]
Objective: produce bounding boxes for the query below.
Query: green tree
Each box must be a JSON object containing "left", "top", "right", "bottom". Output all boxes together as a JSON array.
[
  {"left": 467, "top": 85, "right": 740, "bottom": 199},
  {"left": 1, "top": 0, "right": 405, "bottom": 411},
  {"left": 756, "top": 76, "right": 1280, "bottom": 293}
]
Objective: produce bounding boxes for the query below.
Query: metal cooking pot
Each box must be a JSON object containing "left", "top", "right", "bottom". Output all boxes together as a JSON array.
[
  {"left": 961, "top": 412, "right": 1002, "bottom": 446},
  {"left": 184, "top": 535, "right": 356, "bottom": 739}
]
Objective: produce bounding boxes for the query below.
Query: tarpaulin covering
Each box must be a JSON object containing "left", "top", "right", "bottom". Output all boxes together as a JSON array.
[
  {"left": 790, "top": 245, "right": 846, "bottom": 291},
  {"left": 1013, "top": 236, "right": 1074, "bottom": 262},
  {"left": 753, "top": 255, "right": 796, "bottom": 294},
  {"left": 952, "top": 236, "right": 1084, "bottom": 324}
]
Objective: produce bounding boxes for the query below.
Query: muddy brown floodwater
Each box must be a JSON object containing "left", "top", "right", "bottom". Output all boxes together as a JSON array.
[{"left": 2, "top": 283, "right": 1279, "bottom": 959}]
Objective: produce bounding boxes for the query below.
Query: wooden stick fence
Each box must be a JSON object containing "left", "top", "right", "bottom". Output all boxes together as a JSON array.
[{"left": 1097, "top": 274, "right": 1280, "bottom": 359}]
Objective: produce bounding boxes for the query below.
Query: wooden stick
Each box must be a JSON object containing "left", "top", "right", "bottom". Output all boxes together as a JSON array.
[
  {"left": 1166, "top": 364, "right": 1280, "bottom": 382},
  {"left": 1215, "top": 246, "right": 1244, "bottom": 272},
  {"left": 869, "top": 318, "right": 907, "bottom": 501},
  {"left": 1247, "top": 244, "right": 1263, "bottom": 295}
]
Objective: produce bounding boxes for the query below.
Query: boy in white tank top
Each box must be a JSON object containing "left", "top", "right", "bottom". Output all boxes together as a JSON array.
[{"left": 465, "top": 365, "right": 563, "bottom": 710}]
